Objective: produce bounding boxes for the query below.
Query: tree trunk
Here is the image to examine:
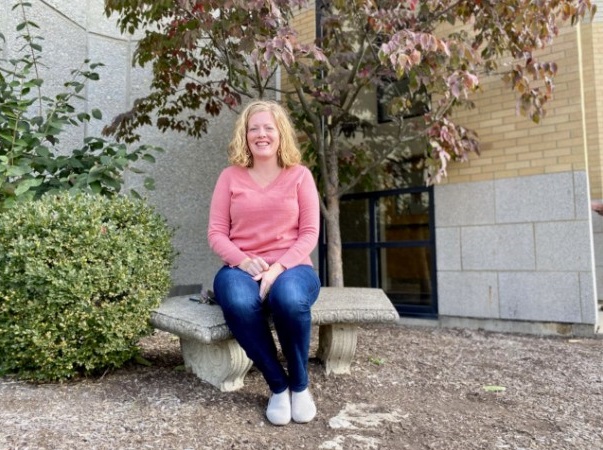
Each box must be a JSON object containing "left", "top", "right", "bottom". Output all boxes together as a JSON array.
[{"left": 324, "top": 185, "right": 344, "bottom": 287}]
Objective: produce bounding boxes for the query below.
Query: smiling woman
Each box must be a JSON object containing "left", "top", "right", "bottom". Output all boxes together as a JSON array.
[
  {"left": 207, "top": 100, "right": 321, "bottom": 426},
  {"left": 246, "top": 111, "right": 281, "bottom": 169}
]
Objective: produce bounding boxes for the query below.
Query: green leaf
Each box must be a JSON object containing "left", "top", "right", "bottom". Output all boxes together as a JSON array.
[
  {"left": 143, "top": 177, "right": 156, "bottom": 190},
  {"left": 0, "top": 131, "right": 14, "bottom": 143},
  {"left": 34, "top": 146, "right": 51, "bottom": 157},
  {"left": 100, "top": 155, "right": 114, "bottom": 167},
  {"left": 85, "top": 137, "right": 107, "bottom": 149},
  {"left": 89, "top": 180, "right": 102, "bottom": 194},
  {"left": 6, "top": 165, "right": 32, "bottom": 177},
  {"left": 482, "top": 385, "right": 506, "bottom": 393},
  {"left": 91, "top": 109, "right": 102, "bottom": 120},
  {"left": 142, "top": 154, "right": 156, "bottom": 163},
  {"left": 87, "top": 170, "right": 102, "bottom": 183},
  {"left": 102, "top": 177, "right": 121, "bottom": 191},
  {"left": 14, "top": 177, "right": 43, "bottom": 196}
]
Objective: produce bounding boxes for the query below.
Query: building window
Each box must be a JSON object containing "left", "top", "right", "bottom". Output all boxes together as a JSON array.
[{"left": 319, "top": 186, "right": 438, "bottom": 318}]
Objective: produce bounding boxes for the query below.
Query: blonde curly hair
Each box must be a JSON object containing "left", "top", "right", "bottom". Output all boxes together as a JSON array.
[{"left": 228, "top": 100, "right": 301, "bottom": 168}]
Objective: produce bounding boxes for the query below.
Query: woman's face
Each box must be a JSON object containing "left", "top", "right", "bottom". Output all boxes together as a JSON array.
[{"left": 246, "top": 110, "right": 280, "bottom": 164}]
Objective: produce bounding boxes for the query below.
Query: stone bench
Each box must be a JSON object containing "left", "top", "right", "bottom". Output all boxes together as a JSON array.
[{"left": 150, "top": 287, "right": 399, "bottom": 391}]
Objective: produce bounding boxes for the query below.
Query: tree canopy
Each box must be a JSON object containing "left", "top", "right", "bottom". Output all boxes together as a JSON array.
[{"left": 104, "top": 0, "right": 595, "bottom": 286}]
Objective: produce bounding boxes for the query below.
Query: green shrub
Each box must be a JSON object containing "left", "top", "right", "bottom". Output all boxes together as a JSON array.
[{"left": 0, "top": 193, "right": 175, "bottom": 381}]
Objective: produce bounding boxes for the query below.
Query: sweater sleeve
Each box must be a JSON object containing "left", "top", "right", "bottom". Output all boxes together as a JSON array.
[
  {"left": 207, "top": 169, "right": 249, "bottom": 266},
  {"left": 276, "top": 167, "right": 320, "bottom": 269}
]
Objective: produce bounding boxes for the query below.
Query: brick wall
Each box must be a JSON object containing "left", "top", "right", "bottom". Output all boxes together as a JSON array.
[
  {"left": 445, "top": 24, "right": 601, "bottom": 187},
  {"left": 589, "top": 20, "right": 603, "bottom": 199},
  {"left": 281, "top": 2, "right": 316, "bottom": 96}
]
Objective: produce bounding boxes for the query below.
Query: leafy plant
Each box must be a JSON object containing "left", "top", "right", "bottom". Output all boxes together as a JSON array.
[
  {"left": 369, "top": 356, "right": 386, "bottom": 366},
  {"left": 0, "top": 0, "right": 160, "bottom": 211},
  {"left": 0, "top": 193, "right": 175, "bottom": 382}
]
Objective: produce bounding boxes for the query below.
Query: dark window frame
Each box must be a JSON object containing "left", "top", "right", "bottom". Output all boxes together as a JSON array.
[{"left": 318, "top": 186, "right": 438, "bottom": 318}]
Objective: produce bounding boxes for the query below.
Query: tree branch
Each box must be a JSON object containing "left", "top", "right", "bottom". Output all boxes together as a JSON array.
[{"left": 337, "top": 132, "right": 421, "bottom": 197}]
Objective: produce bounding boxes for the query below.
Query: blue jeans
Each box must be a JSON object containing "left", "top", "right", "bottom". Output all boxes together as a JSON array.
[{"left": 213, "top": 264, "right": 320, "bottom": 394}]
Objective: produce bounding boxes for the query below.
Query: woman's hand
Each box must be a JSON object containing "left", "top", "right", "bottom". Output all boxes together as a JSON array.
[
  {"left": 238, "top": 258, "right": 285, "bottom": 300},
  {"left": 254, "top": 263, "right": 285, "bottom": 301},
  {"left": 238, "top": 257, "right": 269, "bottom": 277}
]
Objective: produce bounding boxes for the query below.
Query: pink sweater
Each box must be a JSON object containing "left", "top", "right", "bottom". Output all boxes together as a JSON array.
[{"left": 208, "top": 164, "right": 320, "bottom": 269}]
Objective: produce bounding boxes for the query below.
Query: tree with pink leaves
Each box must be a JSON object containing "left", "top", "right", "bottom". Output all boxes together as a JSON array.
[{"left": 104, "top": 0, "right": 595, "bottom": 286}]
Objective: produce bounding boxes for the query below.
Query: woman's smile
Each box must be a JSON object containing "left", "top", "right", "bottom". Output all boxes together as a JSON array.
[{"left": 247, "top": 111, "right": 280, "bottom": 161}]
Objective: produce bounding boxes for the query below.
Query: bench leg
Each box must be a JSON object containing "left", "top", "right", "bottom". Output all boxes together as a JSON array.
[
  {"left": 180, "top": 337, "right": 253, "bottom": 392},
  {"left": 316, "top": 324, "right": 358, "bottom": 375}
]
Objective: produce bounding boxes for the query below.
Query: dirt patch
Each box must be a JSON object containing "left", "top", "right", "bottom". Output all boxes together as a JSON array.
[{"left": 2, "top": 324, "right": 603, "bottom": 449}]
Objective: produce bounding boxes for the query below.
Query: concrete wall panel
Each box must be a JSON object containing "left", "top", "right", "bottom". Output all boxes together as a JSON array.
[
  {"left": 436, "top": 171, "right": 597, "bottom": 329},
  {"left": 499, "top": 272, "right": 582, "bottom": 323},
  {"left": 435, "top": 227, "right": 461, "bottom": 271},
  {"left": 434, "top": 181, "right": 495, "bottom": 227},
  {"left": 86, "top": 34, "right": 129, "bottom": 137},
  {"left": 495, "top": 172, "right": 576, "bottom": 223},
  {"left": 438, "top": 271, "right": 499, "bottom": 319},
  {"left": 461, "top": 224, "right": 535, "bottom": 271},
  {"left": 535, "top": 221, "right": 592, "bottom": 271}
]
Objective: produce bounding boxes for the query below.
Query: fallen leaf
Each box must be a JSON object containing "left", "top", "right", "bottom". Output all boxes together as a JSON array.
[{"left": 482, "top": 385, "right": 506, "bottom": 393}]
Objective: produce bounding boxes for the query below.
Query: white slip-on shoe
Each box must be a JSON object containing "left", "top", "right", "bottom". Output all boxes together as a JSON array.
[
  {"left": 266, "top": 388, "right": 291, "bottom": 426},
  {"left": 291, "top": 388, "right": 317, "bottom": 423}
]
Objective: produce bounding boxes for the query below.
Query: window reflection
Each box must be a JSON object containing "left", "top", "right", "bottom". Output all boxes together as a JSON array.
[{"left": 335, "top": 188, "right": 436, "bottom": 317}]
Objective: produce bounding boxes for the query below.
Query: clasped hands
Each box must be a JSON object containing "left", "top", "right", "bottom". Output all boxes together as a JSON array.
[{"left": 238, "top": 257, "right": 285, "bottom": 300}]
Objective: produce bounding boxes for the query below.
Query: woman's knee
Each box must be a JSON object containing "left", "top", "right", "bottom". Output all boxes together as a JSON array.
[
  {"left": 213, "top": 267, "right": 260, "bottom": 313},
  {"left": 269, "top": 283, "right": 310, "bottom": 317},
  {"left": 270, "top": 267, "right": 319, "bottom": 305}
]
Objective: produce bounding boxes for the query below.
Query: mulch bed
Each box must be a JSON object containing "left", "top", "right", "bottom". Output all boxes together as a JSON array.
[{"left": 2, "top": 324, "right": 603, "bottom": 449}]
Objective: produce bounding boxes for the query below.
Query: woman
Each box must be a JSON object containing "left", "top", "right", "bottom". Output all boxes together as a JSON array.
[{"left": 207, "top": 100, "right": 321, "bottom": 426}]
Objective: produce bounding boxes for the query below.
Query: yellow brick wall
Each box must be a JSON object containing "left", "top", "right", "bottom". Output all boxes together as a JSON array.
[
  {"left": 281, "top": 2, "right": 316, "bottom": 95},
  {"left": 446, "top": 23, "right": 602, "bottom": 190},
  {"left": 589, "top": 21, "right": 603, "bottom": 199}
]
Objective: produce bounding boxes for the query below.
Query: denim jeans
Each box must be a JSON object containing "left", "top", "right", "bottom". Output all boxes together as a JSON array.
[{"left": 213, "top": 264, "right": 320, "bottom": 394}]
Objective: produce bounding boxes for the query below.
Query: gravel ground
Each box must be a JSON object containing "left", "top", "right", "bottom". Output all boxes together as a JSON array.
[{"left": 2, "top": 324, "right": 603, "bottom": 450}]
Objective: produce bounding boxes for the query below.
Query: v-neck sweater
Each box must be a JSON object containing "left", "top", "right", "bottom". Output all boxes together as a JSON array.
[{"left": 208, "top": 164, "right": 320, "bottom": 269}]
